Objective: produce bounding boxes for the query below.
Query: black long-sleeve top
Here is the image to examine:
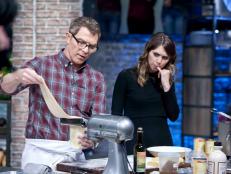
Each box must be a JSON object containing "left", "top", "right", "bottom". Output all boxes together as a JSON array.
[
  {"left": 0, "top": 0, "right": 18, "bottom": 26},
  {"left": 111, "top": 67, "right": 179, "bottom": 154}
]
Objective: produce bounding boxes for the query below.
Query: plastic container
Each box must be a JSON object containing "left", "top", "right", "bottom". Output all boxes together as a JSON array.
[
  {"left": 227, "top": 156, "right": 231, "bottom": 174},
  {"left": 191, "top": 138, "right": 207, "bottom": 174},
  {"left": 218, "top": 114, "right": 231, "bottom": 154},
  {"left": 207, "top": 141, "right": 227, "bottom": 174},
  {"left": 224, "top": 130, "right": 231, "bottom": 157},
  {"left": 158, "top": 152, "right": 180, "bottom": 174},
  {"left": 177, "top": 167, "right": 192, "bottom": 174}
]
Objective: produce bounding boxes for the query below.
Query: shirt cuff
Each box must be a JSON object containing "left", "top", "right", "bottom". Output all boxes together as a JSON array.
[{"left": 162, "top": 85, "right": 175, "bottom": 99}]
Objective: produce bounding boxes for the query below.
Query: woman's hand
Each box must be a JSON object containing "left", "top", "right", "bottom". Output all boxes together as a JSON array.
[{"left": 157, "top": 67, "right": 171, "bottom": 92}]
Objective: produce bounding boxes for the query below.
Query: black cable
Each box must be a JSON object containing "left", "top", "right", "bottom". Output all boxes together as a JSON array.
[{"left": 121, "top": 142, "right": 136, "bottom": 174}]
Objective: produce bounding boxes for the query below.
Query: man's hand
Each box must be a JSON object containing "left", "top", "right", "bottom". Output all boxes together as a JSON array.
[
  {"left": 1, "top": 68, "right": 43, "bottom": 94},
  {"left": 78, "top": 133, "right": 95, "bottom": 149},
  {"left": 16, "top": 68, "right": 43, "bottom": 85}
]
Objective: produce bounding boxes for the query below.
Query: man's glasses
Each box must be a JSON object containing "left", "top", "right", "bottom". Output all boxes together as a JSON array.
[{"left": 70, "top": 33, "right": 98, "bottom": 53}]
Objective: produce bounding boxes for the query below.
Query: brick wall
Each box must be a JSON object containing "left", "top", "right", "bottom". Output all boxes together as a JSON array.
[{"left": 11, "top": 0, "right": 83, "bottom": 168}]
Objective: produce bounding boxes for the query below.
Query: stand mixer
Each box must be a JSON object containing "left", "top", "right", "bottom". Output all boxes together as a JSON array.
[
  {"left": 211, "top": 108, "right": 231, "bottom": 156},
  {"left": 61, "top": 114, "right": 134, "bottom": 174}
]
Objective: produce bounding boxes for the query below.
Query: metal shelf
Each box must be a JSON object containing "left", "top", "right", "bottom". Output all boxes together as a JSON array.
[{"left": 214, "top": 73, "right": 231, "bottom": 77}]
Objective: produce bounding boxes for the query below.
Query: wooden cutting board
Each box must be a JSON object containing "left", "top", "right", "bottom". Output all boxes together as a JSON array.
[{"left": 56, "top": 162, "right": 103, "bottom": 174}]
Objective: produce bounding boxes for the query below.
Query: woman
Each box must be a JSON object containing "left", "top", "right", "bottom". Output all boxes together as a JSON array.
[{"left": 111, "top": 32, "right": 180, "bottom": 155}]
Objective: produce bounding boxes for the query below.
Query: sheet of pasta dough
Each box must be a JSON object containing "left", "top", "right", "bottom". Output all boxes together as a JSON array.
[{"left": 39, "top": 78, "right": 85, "bottom": 149}]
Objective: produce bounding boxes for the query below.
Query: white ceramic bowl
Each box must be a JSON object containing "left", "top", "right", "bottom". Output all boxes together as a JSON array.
[{"left": 147, "top": 146, "right": 192, "bottom": 162}]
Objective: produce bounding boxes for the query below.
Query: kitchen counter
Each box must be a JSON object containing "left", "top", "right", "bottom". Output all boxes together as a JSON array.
[{"left": 56, "top": 156, "right": 158, "bottom": 174}]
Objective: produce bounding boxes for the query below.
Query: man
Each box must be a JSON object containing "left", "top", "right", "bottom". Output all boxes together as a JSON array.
[{"left": 0, "top": 16, "right": 106, "bottom": 170}]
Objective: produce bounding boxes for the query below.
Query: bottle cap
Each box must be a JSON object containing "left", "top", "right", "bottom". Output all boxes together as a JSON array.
[
  {"left": 137, "top": 127, "right": 143, "bottom": 132},
  {"left": 214, "top": 141, "right": 222, "bottom": 146},
  {"left": 137, "top": 127, "right": 143, "bottom": 131}
]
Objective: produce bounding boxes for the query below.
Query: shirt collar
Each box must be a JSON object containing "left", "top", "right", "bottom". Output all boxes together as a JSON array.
[{"left": 58, "top": 48, "right": 87, "bottom": 72}]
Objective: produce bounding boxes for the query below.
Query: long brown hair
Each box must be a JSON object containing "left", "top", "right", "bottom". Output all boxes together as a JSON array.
[{"left": 137, "top": 32, "right": 177, "bottom": 87}]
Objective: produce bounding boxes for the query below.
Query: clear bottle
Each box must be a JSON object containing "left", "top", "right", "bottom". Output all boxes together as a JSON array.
[
  {"left": 133, "top": 127, "right": 146, "bottom": 174},
  {"left": 207, "top": 141, "right": 227, "bottom": 174},
  {"left": 224, "top": 130, "right": 231, "bottom": 158},
  {"left": 205, "top": 139, "right": 215, "bottom": 157},
  {"left": 191, "top": 138, "right": 207, "bottom": 174},
  {"left": 227, "top": 156, "right": 231, "bottom": 174}
]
